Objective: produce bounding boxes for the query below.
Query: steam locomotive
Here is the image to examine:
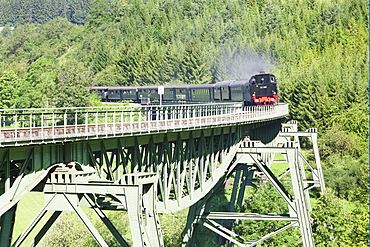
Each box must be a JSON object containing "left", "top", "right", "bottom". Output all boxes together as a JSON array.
[{"left": 91, "top": 73, "right": 278, "bottom": 106}]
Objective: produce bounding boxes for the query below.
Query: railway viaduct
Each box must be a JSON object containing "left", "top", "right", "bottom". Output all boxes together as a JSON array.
[{"left": 0, "top": 103, "right": 325, "bottom": 246}]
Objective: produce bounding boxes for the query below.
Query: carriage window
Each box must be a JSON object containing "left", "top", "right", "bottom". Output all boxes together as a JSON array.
[
  {"left": 214, "top": 88, "right": 220, "bottom": 100},
  {"left": 192, "top": 89, "right": 209, "bottom": 96}
]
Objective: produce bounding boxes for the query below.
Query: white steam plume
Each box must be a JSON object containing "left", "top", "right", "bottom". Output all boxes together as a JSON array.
[{"left": 216, "top": 51, "right": 274, "bottom": 80}]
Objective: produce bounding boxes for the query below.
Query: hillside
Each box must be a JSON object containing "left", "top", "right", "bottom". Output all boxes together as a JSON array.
[
  {"left": 0, "top": 0, "right": 368, "bottom": 245},
  {"left": 0, "top": 0, "right": 93, "bottom": 25}
]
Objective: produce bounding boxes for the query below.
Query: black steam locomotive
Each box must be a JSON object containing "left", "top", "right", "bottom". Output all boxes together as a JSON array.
[{"left": 91, "top": 73, "right": 278, "bottom": 106}]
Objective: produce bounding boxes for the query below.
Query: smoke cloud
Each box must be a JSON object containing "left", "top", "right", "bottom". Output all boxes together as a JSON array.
[{"left": 216, "top": 50, "right": 274, "bottom": 80}]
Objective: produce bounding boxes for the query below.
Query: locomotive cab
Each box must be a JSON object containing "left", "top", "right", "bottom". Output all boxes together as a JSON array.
[{"left": 249, "top": 74, "right": 278, "bottom": 105}]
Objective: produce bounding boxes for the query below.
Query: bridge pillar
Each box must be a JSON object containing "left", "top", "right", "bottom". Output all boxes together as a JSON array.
[
  {"left": 11, "top": 164, "right": 163, "bottom": 247},
  {"left": 279, "top": 121, "right": 325, "bottom": 193},
  {"left": 119, "top": 173, "right": 164, "bottom": 247},
  {"left": 285, "top": 143, "right": 314, "bottom": 246},
  {"left": 0, "top": 205, "right": 16, "bottom": 247},
  {"left": 182, "top": 122, "right": 324, "bottom": 246}
]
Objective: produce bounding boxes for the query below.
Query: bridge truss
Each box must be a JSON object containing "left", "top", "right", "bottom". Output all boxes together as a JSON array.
[
  {"left": 0, "top": 104, "right": 324, "bottom": 246},
  {"left": 183, "top": 121, "right": 325, "bottom": 246}
]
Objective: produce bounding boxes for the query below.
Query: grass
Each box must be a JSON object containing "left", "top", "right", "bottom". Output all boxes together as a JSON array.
[
  {"left": 13, "top": 193, "right": 132, "bottom": 246},
  {"left": 12, "top": 192, "right": 48, "bottom": 246}
]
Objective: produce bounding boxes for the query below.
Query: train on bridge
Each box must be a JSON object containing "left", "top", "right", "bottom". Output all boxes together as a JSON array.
[{"left": 91, "top": 73, "right": 278, "bottom": 106}]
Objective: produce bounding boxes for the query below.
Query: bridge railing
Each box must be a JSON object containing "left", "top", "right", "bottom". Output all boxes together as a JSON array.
[{"left": 0, "top": 103, "right": 288, "bottom": 145}]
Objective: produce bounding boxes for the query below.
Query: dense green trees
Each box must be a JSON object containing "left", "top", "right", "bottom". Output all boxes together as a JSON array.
[
  {"left": 0, "top": 0, "right": 93, "bottom": 25},
  {"left": 312, "top": 189, "right": 368, "bottom": 246},
  {"left": 0, "top": 0, "right": 368, "bottom": 245},
  {"left": 234, "top": 184, "right": 302, "bottom": 246},
  {"left": 0, "top": 71, "right": 20, "bottom": 108}
]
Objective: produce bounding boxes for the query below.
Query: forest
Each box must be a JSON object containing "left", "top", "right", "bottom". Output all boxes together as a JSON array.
[
  {"left": 0, "top": 0, "right": 368, "bottom": 246},
  {"left": 0, "top": 0, "right": 94, "bottom": 25}
]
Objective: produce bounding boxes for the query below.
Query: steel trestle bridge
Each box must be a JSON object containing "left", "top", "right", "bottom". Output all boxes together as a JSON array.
[{"left": 0, "top": 103, "right": 325, "bottom": 247}]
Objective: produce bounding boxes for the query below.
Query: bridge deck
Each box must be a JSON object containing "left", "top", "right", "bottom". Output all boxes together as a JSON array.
[{"left": 0, "top": 103, "right": 288, "bottom": 146}]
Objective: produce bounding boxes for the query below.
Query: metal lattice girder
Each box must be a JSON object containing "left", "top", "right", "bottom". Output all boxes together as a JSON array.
[
  {"left": 285, "top": 145, "right": 314, "bottom": 246},
  {"left": 246, "top": 222, "right": 299, "bottom": 247},
  {"left": 83, "top": 194, "right": 130, "bottom": 247},
  {"left": 12, "top": 193, "right": 110, "bottom": 247},
  {"left": 238, "top": 138, "right": 324, "bottom": 197},
  {"left": 245, "top": 153, "right": 296, "bottom": 214},
  {"left": 204, "top": 212, "right": 299, "bottom": 221},
  {"left": 201, "top": 218, "right": 299, "bottom": 247},
  {"left": 86, "top": 126, "right": 249, "bottom": 213},
  {"left": 12, "top": 163, "right": 163, "bottom": 247},
  {"left": 0, "top": 206, "right": 16, "bottom": 247},
  {"left": 12, "top": 198, "right": 62, "bottom": 247},
  {"left": 63, "top": 194, "right": 110, "bottom": 247},
  {"left": 278, "top": 127, "right": 325, "bottom": 194},
  {"left": 184, "top": 124, "right": 323, "bottom": 247},
  {"left": 237, "top": 140, "right": 315, "bottom": 247},
  {"left": 182, "top": 151, "right": 246, "bottom": 247},
  {"left": 0, "top": 146, "right": 61, "bottom": 247},
  {"left": 229, "top": 165, "right": 257, "bottom": 212},
  {"left": 0, "top": 165, "right": 57, "bottom": 219},
  {"left": 63, "top": 177, "right": 162, "bottom": 246},
  {"left": 202, "top": 219, "right": 245, "bottom": 247}
]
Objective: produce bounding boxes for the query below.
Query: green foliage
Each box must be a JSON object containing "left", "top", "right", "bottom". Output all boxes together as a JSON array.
[
  {"left": 177, "top": 43, "right": 213, "bottom": 84},
  {"left": 160, "top": 210, "right": 188, "bottom": 247},
  {"left": 0, "top": 18, "right": 84, "bottom": 64},
  {"left": 0, "top": 0, "right": 93, "bottom": 25},
  {"left": 40, "top": 212, "right": 96, "bottom": 247},
  {"left": 319, "top": 127, "right": 365, "bottom": 158},
  {"left": 0, "top": 71, "right": 20, "bottom": 108},
  {"left": 328, "top": 102, "right": 368, "bottom": 142},
  {"left": 53, "top": 59, "right": 93, "bottom": 107},
  {"left": 234, "top": 184, "right": 302, "bottom": 245},
  {"left": 86, "top": 0, "right": 127, "bottom": 28},
  {"left": 40, "top": 210, "right": 132, "bottom": 247},
  {"left": 311, "top": 189, "right": 368, "bottom": 246},
  {"left": 15, "top": 57, "right": 57, "bottom": 108},
  {"left": 1, "top": 0, "right": 368, "bottom": 245},
  {"left": 2, "top": 56, "right": 95, "bottom": 108},
  {"left": 322, "top": 154, "right": 368, "bottom": 202}
]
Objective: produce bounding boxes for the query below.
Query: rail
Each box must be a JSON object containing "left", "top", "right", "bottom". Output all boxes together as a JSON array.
[{"left": 0, "top": 103, "right": 288, "bottom": 146}]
